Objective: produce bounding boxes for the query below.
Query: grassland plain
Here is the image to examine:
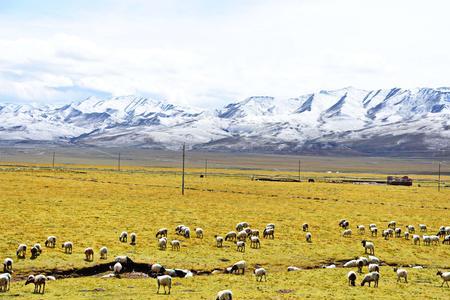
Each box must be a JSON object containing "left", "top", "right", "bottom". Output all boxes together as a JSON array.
[{"left": 0, "top": 163, "right": 449, "bottom": 299}]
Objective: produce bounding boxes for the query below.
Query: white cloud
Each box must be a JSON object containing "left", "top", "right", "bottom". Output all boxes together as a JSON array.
[{"left": 0, "top": 0, "right": 449, "bottom": 108}]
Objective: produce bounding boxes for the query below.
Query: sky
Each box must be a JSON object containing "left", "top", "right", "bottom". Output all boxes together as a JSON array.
[{"left": 0, "top": 0, "right": 449, "bottom": 108}]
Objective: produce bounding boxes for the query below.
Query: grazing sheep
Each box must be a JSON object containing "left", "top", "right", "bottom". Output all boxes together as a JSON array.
[
  {"left": 347, "top": 271, "right": 357, "bottom": 286},
  {"left": 215, "top": 235, "right": 224, "bottom": 248},
  {"left": 25, "top": 274, "right": 54, "bottom": 294},
  {"left": 430, "top": 235, "right": 440, "bottom": 245},
  {"left": 369, "top": 223, "right": 377, "bottom": 229},
  {"left": 263, "top": 227, "right": 274, "bottom": 239},
  {"left": 339, "top": 219, "right": 349, "bottom": 229},
  {"left": 113, "top": 262, "right": 122, "bottom": 276},
  {"left": 30, "top": 246, "right": 40, "bottom": 259},
  {"left": 423, "top": 235, "right": 431, "bottom": 246},
  {"left": 130, "top": 232, "right": 137, "bottom": 245},
  {"left": 250, "top": 236, "right": 261, "bottom": 249},
  {"left": 99, "top": 247, "right": 108, "bottom": 259},
  {"left": 368, "top": 264, "right": 380, "bottom": 273},
  {"left": 236, "top": 222, "right": 249, "bottom": 232},
  {"left": 436, "top": 270, "right": 450, "bottom": 287},
  {"left": 343, "top": 229, "right": 352, "bottom": 237},
  {"left": 183, "top": 227, "right": 191, "bottom": 238},
  {"left": 216, "top": 290, "right": 233, "bottom": 300},
  {"left": 62, "top": 241, "right": 73, "bottom": 254},
  {"left": 404, "top": 232, "right": 410, "bottom": 240},
  {"left": 156, "top": 228, "right": 168, "bottom": 238},
  {"left": 119, "top": 231, "right": 128, "bottom": 242},
  {"left": 412, "top": 234, "right": 421, "bottom": 245},
  {"left": 250, "top": 229, "right": 260, "bottom": 237},
  {"left": 0, "top": 273, "right": 11, "bottom": 292},
  {"left": 387, "top": 228, "right": 394, "bottom": 237},
  {"left": 244, "top": 228, "right": 253, "bottom": 236},
  {"left": 305, "top": 232, "right": 312, "bottom": 243},
  {"left": 236, "top": 241, "right": 245, "bottom": 252},
  {"left": 443, "top": 235, "right": 450, "bottom": 245},
  {"left": 361, "top": 271, "right": 380, "bottom": 287},
  {"left": 287, "top": 266, "right": 301, "bottom": 271},
  {"left": 237, "top": 230, "right": 247, "bottom": 241},
  {"left": 406, "top": 225, "right": 415, "bottom": 233},
  {"left": 266, "top": 223, "right": 275, "bottom": 229},
  {"left": 114, "top": 255, "right": 132, "bottom": 265},
  {"left": 302, "top": 223, "right": 309, "bottom": 232},
  {"left": 395, "top": 228, "right": 402, "bottom": 238},
  {"left": 171, "top": 240, "right": 181, "bottom": 251},
  {"left": 419, "top": 224, "right": 427, "bottom": 232},
  {"left": 195, "top": 228, "right": 204, "bottom": 239},
  {"left": 45, "top": 236, "right": 56, "bottom": 248},
  {"left": 175, "top": 225, "right": 186, "bottom": 235},
  {"left": 151, "top": 263, "right": 166, "bottom": 274},
  {"left": 370, "top": 227, "right": 378, "bottom": 237},
  {"left": 357, "top": 225, "right": 365, "bottom": 234},
  {"left": 388, "top": 221, "right": 396, "bottom": 229},
  {"left": 156, "top": 275, "right": 172, "bottom": 294},
  {"left": 230, "top": 260, "right": 246, "bottom": 275},
  {"left": 84, "top": 247, "right": 94, "bottom": 261},
  {"left": 394, "top": 267, "right": 408, "bottom": 283},
  {"left": 225, "top": 231, "right": 237, "bottom": 241},
  {"left": 344, "top": 260, "right": 359, "bottom": 268},
  {"left": 361, "top": 240, "right": 375, "bottom": 255},
  {"left": 358, "top": 257, "right": 369, "bottom": 266},
  {"left": 16, "top": 244, "right": 27, "bottom": 258},
  {"left": 254, "top": 267, "right": 267, "bottom": 282},
  {"left": 368, "top": 255, "right": 380, "bottom": 264},
  {"left": 158, "top": 237, "right": 167, "bottom": 250},
  {"left": 382, "top": 230, "right": 390, "bottom": 240},
  {"left": 3, "top": 258, "right": 13, "bottom": 273},
  {"left": 357, "top": 260, "right": 364, "bottom": 274}
]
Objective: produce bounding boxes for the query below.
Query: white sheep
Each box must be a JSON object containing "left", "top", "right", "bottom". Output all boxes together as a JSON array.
[
  {"left": 25, "top": 274, "right": 54, "bottom": 294},
  {"left": 419, "top": 224, "right": 427, "bottom": 232},
  {"left": 394, "top": 267, "right": 408, "bottom": 283},
  {"left": 130, "top": 232, "right": 137, "bottom": 245},
  {"left": 361, "top": 240, "right": 374, "bottom": 255},
  {"left": 236, "top": 241, "right": 245, "bottom": 252},
  {"left": 382, "top": 230, "right": 390, "bottom": 240},
  {"left": 156, "top": 275, "right": 172, "bottom": 294},
  {"left": 306, "top": 232, "right": 312, "bottom": 243},
  {"left": 287, "top": 266, "right": 301, "bottom": 271},
  {"left": 263, "top": 227, "right": 274, "bottom": 239},
  {"left": 99, "top": 246, "right": 108, "bottom": 259},
  {"left": 62, "top": 241, "right": 73, "bottom": 254},
  {"left": 254, "top": 267, "right": 267, "bottom": 281},
  {"left": 156, "top": 228, "right": 168, "bottom": 238},
  {"left": 368, "top": 255, "right": 380, "bottom": 264},
  {"left": 195, "top": 228, "right": 204, "bottom": 239},
  {"left": 16, "top": 244, "right": 27, "bottom": 258},
  {"left": 119, "top": 231, "right": 128, "bottom": 242},
  {"left": 237, "top": 230, "right": 247, "bottom": 241},
  {"left": 388, "top": 221, "right": 396, "bottom": 229},
  {"left": 216, "top": 290, "right": 233, "bottom": 300},
  {"left": 394, "top": 228, "right": 402, "bottom": 238},
  {"left": 225, "top": 231, "right": 237, "bottom": 241},
  {"left": 0, "top": 273, "right": 11, "bottom": 292},
  {"left": 361, "top": 271, "right": 380, "bottom": 287},
  {"left": 370, "top": 226, "right": 378, "bottom": 237},
  {"left": 423, "top": 235, "right": 431, "bottom": 246},
  {"left": 113, "top": 262, "right": 122, "bottom": 276},
  {"left": 236, "top": 222, "right": 249, "bottom": 231},
  {"left": 215, "top": 235, "right": 224, "bottom": 248},
  {"left": 302, "top": 223, "right": 309, "bottom": 232},
  {"left": 347, "top": 271, "right": 357, "bottom": 286},
  {"left": 404, "top": 231, "right": 410, "bottom": 240},
  {"left": 344, "top": 260, "right": 358, "bottom": 268},
  {"left": 3, "top": 258, "right": 13, "bottom": 273},
  {"left": 84, "top": 247, "right": 94, "bottom": 261},
  {"left": 250, "top": 229, "right": 260, "bottom": 237},
  {"left": 412, "top": 234, "right": 421, "bottom": 245},
  {"left": 368, "top": 264, "right": 380, "bottom": 273},
  {"left": 406, "top": 225, "right": 415, "bottom": 233},
  {"left": 151, "top": 263, "right": 166, "bottom": 274},
  {"left": 171, "top": 240, "right": 181, "bottom": 251},
  {"left": 230, "top": 260, "right": 246, "bottom": 275},
  {"left": 250, "top": 236, "right": 261, "bottom": 249},
  {"left": 430, "top": 235, "right": 440, "bottom": 245},
  {"left": 183, "top": 227, "right": 191, "bottom": 238},
  {"left": 158, "top": 237, "right": 167, "bottom": 250},
  {"left": 45, "top": 236, "right": 56, "bottom": 248},
  {"left": 436, "top": 270, "right": 450, "bottom": 287},
  {"left": 443, "top": 235, "right": 450, "bottom": 245},
  {"left": 342, "top": 229, "right": 352, "bottom": 237},
  {"left": 357, "top": 225, "right": 365, "bottom": 234}
]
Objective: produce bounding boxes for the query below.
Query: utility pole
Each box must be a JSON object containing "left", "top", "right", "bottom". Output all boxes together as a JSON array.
[
  {"left": 298, "top": 159, "right": 301, "bottom": 182},
  {"left": 438, "top": 161, "right": 441, "bottom": 192},
  {"left": 118, "top": 153, "right": 121, "bottom": 171},
  {"left": 204, "top": 159, "right": 208, "bottom": 178},
  {"left": 52, "top": 152, "right": 55, "bottom": 169},
  {"left": 182, "top": 143, "right": 185, "bottom": 195}
]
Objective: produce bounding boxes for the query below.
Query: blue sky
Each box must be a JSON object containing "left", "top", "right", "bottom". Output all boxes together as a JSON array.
[{"left": 0, "top": 0, "right": 449, "bottom": 108}]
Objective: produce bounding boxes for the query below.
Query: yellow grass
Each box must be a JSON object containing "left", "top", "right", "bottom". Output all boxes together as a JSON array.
[{"left": 0, "top": 165, "right": 449, "bottom": 299}]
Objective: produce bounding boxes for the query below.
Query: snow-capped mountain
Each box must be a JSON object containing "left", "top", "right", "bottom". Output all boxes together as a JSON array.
[{"left": 1, "top": 87, "right": 449, "bottom": 156}]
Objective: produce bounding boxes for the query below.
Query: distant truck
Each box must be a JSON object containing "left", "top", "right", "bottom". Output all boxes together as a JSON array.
[{"left": 387, "top": 176, "right": 413, "bottom": 186}]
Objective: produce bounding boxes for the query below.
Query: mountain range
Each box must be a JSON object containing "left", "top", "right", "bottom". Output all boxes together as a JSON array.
[{"left": 1, "top": 87, "right": 449, "bottom": 156}]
